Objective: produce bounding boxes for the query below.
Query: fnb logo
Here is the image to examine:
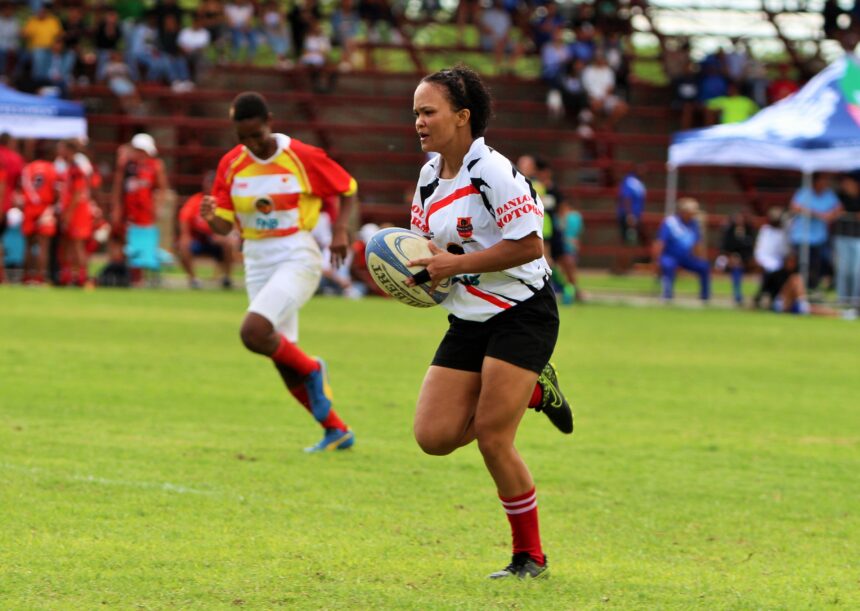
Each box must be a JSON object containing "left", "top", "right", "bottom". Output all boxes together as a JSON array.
[
  {"left": 255, "top": 197, "right": 274, "bottom": 215},
  {"left": 456, "top": 217, "right": 473, "bottom": 238}
]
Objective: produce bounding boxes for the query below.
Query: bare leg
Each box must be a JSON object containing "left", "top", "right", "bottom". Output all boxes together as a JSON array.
[
  {"left": 413, "top": 365, "right": 482, "bottom": 456},
  {"left": 473, "top": 357, "right": 537, "bottom": 497}
]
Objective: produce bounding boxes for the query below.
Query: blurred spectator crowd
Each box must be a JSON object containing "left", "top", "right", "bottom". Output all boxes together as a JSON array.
[
  {"left": 647, "top": 172, "right": 860, "bottom": 315},
  {"left": 664, "top": 39, "right": 803, "bottom": 131}
]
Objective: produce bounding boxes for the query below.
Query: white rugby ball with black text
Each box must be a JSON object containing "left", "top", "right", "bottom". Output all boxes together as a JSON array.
[{"left": 364, "top": 228, "right": 452, "bottom": 307}]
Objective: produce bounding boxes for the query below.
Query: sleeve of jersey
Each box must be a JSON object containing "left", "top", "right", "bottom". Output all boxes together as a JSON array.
[
  {"left": 486, "top": 163, "right": 545, "bottom": 241},
  {"left": 409, "top": 185, "right": 423, "bottom": 233},
  {"left": 294, "top": 143, "right": 357, "bottom": 198},
  {"left": 657, "top": 221, "right": 670, "bottom": 242},
  {"left": 409, "top": 168, "right": 430, "bottom": 234},
  {"left": 212, "top": 152, "right": 236, "bottom": 223}
]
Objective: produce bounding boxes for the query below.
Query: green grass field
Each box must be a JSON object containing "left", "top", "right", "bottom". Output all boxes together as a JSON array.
[{"left": 1, "top": 288, "right": 858, "bottom": 610}]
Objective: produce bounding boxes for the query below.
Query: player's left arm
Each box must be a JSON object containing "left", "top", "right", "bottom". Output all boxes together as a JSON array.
[
  {"left": 295, "top": 142, "right": 359, "bottom": 266},
  {"left": 408, "top": 234, "right": 543, "bottom": 289},
  {"left": 408, "top": 162, "right": 544, "bottom": 288},
  {"left": 330, "top": 193, "right": 357, "bottom": 267}
]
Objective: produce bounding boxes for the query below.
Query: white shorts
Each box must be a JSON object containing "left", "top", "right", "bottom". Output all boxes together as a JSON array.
[{"left": 245, "top": 233, "right": 323, "bottom": 342}]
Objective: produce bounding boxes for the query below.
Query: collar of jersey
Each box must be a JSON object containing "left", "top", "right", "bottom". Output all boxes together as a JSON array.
[
  {"left": 246, "top": 133, "right": 291, "bottom": 164},
  {"left": 431, "top": 137, "right": 488, "bottom": 179}
]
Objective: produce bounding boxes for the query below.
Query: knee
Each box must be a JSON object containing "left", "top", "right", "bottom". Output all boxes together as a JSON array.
[
  {"left": 239, "top": 318, "right": 273, "bottom": 354},
  {"left": 475, "top": 429, "right": 509, "bottom": 461},
  {"left": 414, "top": 427, "right": 457, "bottom": 456}
]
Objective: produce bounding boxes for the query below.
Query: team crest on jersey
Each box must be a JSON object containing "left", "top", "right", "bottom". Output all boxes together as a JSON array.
[
  {"left": 456, "top": 217, "right": 473, "bottom": 238},
  {"left": 255, "top": 196, "right": 274, "bottom": 215}
]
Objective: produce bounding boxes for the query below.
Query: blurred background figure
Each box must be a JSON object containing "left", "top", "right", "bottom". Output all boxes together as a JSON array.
[
  {"left": 110, "top": 133, "right": 169, "bottom": 285},
  {"left": 753, "top": 206, "right": 790, "bottom": 309},
  {"left": 789, "top": 172, "right": 842, "bottom": 291},
  {"left": 0, "top": 132, "right": 25, "bottom": 284},
  {"left": 176, "top": 170, "right": 237, "bottom": 290},
  {"left": 20, "top": 141, "right": 58, "bottom": 285},
  {"left": 653, "top": 197, "right": 710, "bottom": 303},
  {"left": 56, "top": 139, "right": 94, "bottom": 287},
  {"left": 349, "top": 222, "right": 388, "bottom": 297},
  {"left": 311, "top": 196, "right": 362, "bottom": 298},
  {"left": 224, "top": 0, "right": 257, "bottom": 63},
  {"left": 716, "top": 210, "right": 756, "bottom": 306},
  {"left": 833, "top": 173, "right": 860, "bottom": 309},
  {"left": 615, "top": 164, "right": 647, "bottom": 273},
  {"left": 0, "top": 3, "right": 20, "bottom": 83}
]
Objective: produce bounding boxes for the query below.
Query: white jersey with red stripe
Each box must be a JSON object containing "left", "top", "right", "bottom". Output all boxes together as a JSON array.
[{"left": 410, "top": 138, "right": 550, "bottom": 322}]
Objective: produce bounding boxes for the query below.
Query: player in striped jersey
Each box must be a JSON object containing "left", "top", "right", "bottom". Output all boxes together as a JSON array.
[
  {"left": 200, "top": 92, "right": 357, "bottom": 453},
  {"left": 407, "top": 66, "right": 573, "bottom": 579}
]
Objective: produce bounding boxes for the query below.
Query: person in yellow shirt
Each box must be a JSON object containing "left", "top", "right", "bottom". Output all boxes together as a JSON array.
[
  {"left": 21, "top": 5, "right": 63, "bottom": 80},
  {"left": 706, "top": 81, "right": 759, "bottom": 125}
]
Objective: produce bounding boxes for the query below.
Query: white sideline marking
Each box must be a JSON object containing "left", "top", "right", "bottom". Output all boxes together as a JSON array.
[{"left": 0, "top": 462, "right": 217, "bottom": 496}]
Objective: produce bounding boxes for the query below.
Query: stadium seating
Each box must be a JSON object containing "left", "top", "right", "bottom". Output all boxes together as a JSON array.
[{"left": 74, "top": 55, "right": 800, "bottom": 266}]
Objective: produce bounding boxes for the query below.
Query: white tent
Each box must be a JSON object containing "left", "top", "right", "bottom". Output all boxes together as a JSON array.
[
  {"left": 0, "top": 84, "right": 87, "bottom": 140},
  {"left": 665, "top": 56, "right": 860, "bottom": 283}
]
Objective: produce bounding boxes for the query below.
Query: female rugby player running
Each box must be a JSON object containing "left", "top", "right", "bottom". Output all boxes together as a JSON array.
[{"left": 406, "top": 65, "right": 573, "bottom": 579}]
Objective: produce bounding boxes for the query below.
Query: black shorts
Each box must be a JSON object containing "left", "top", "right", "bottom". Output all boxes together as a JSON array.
[{"left": 431, "top": 282, "right": 559, "bottom": 374}]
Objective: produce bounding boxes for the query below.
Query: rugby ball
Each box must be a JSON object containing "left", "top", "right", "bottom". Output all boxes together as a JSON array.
[{"left": 365, "top": 228, "right": 452, "bottom": 307}]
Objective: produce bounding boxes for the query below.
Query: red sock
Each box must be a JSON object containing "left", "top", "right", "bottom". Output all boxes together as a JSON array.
[
  {"left": 500, "top": 487, "right": 544, "bottom": 565},
  {"left": 528, "top": 383, "right": 542, "bottom": 408},
  {"left": 270, "top": 335, "right": 319, "bottom": 376},
  {"left": 288, "top": 385, "right": 348, "bottom": 431}
]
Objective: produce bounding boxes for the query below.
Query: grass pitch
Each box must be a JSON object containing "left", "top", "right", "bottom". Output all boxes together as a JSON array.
[{"left": 1, "top": 287, "right": 858, "bottom": 610}]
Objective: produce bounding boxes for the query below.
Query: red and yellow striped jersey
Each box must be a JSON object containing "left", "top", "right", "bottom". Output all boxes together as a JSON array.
[{"left": 212, "top": 134, "right": 357, "bottom": 241}]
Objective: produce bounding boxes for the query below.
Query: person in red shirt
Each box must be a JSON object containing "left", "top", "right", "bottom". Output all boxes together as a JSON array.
[
  {"left": 57, "top": 140, "right": 95, "bottom": 287},
  {"left": 0, "top": 133, "right": 25, "bottom": 283},
  {"left": 21, "top": 147, "right": 59, "bottom": 284},
  {"left": 768, "top": 64, "right": 800, "bottom": 105},
  {"left": 109, "top": 133, "right": 168, "bottom": 272},
  {"left": 176, "top": 171, "right": 239, "bottom": 289}
]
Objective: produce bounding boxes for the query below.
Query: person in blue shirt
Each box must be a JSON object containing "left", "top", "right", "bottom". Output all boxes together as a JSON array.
[
  {"left": 789, "top": 172, "right": 842, "bottom": 290},
  {"left": 617, "top": 167, "right": 646, "bottom": 244},
  {"left": 616, "top": 166, "right": 647, "bottom": 272},
  {"left": 653, "top": 197, "right": 710, "bottom": 302}
]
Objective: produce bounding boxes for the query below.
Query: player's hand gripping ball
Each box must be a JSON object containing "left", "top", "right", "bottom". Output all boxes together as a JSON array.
[{"left": 365, "top": 228, "right": 452, "bottom": 307}]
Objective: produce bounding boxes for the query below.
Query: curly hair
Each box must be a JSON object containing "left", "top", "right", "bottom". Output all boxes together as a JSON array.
[
  {"left": 230, "top": 91, "right": 270, "bottom": 122},
  {"left": 421, "top": 64, "right": 493, "bottom": 139}
]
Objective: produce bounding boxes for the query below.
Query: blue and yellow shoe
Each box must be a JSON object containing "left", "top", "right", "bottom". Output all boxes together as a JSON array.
[
  {"left": 304, "top": 428, "right": 355, "bottom": 453},
  {"left": 304, "top": 357, "right": 333, "bottom": 422}
]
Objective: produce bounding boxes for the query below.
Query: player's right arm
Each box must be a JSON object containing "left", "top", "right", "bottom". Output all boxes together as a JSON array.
[
  {"left": 200, "top": 195, "right": 233, "bottom": 235},
  {"left": 202, "top": 153, "right": 237, "bottom": 236}
]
